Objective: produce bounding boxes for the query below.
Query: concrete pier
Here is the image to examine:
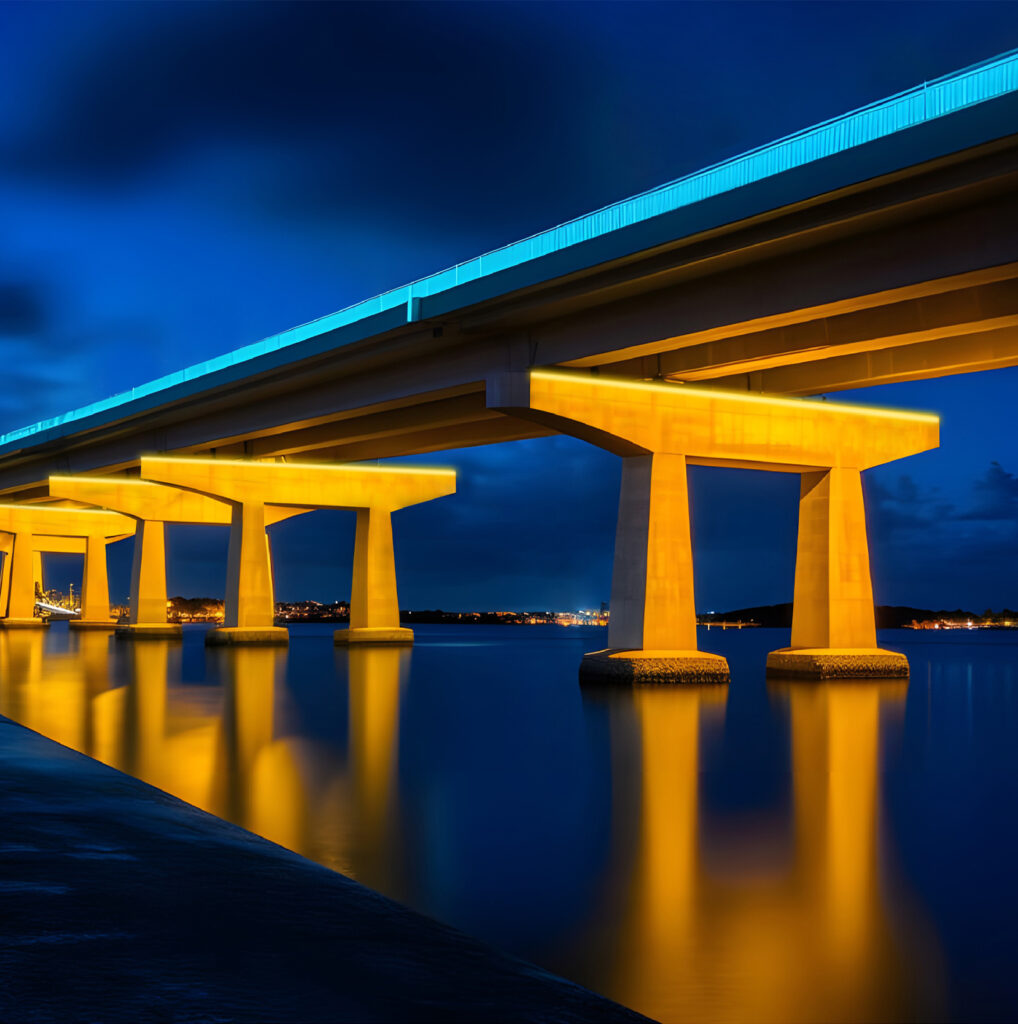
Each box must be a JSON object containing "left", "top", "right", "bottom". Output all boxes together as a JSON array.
[
  {"left": 0, "top": 714, "right": 645, "bottom": 1023},
  {"left": 766, "top": 467, "right": 908, "bottom": 679},
  {"left": 0, "top": 506, "right": 134, "bottom": 629},
  {"left": 138, "top": 457, "right": 455, "bottom": 647},
  {"left": 48, "top": 476, "right": 308, "bottom": 642},
  {"left": 490, "top": 369, "right": 938, "bottom": 683}
]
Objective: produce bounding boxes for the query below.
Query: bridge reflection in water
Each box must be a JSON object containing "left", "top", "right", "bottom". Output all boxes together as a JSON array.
[
  {"left": 582, "top": 679, "right": 934, "bottom": 1023},
  {"left": 0, "top": 626, "right": 944, "bottom": 1022}
]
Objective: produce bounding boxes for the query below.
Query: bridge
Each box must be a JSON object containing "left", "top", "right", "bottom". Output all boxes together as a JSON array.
[{"left": 0, "top": 50, "right": 1014, "bottom": 681}]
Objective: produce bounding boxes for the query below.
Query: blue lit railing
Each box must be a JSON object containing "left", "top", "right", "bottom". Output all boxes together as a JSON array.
[{"left": 4, "top": 47, "right": 1018, "bottom": 448}]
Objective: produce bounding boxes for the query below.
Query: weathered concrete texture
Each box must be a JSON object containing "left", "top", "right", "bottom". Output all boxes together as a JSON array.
[
  {"left": 766, "top": 648, "right": 909, "bottom": 680},
  {"left": 0, "top": 716, "right": 647, "bottom": 1024},
  {"left": 335, "top": 626, "right": 414, "bottom": 645},
  {"left": 205, "top": 626, "right": 290, "bottom": 647},
  {"left": 580, "top": 648, "right": 731, "bottom": 686}
]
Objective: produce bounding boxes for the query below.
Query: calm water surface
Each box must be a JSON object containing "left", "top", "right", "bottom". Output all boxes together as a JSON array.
[{"left": 2, "top": 622, "right": 1017, "bottom": 1022}]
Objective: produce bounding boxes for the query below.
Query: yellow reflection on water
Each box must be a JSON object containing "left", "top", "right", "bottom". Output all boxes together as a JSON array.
[
  {"left": 0, "top": 629, "right": 938, "bottom": 1022},
  {"left": 0, "top": 631, "right": 407, "bottom": 895},
  {"left": 605, "top": 678, "right": 912, "bottom": 1024}
]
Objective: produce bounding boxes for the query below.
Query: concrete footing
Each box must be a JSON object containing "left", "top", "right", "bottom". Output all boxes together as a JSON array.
[
  {"left": 0, "top": 617, "right": 49, "bottom": 629},
  {"left": 69, "top": 619, "right": 119, "bottom": 631},
  {"left": 766, "top": 647, "right": 909, "bottom": 680},
  {"left": 579, "top": 648, "right": 730, "bottom": 686},
  {"left": 116, "top": 623, "right": 183, "bottom": 640},
  {"left": 334, "top": 626, "right": 414, "bottom": 646},
  {"left": 205, "top": 626, "right": 289, "bottom": 647}
]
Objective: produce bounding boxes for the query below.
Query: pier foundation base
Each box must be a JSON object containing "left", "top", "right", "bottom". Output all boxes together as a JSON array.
[
  {"left": 116, "top": 623, "right": 183, "bottom": 640},
  {"left": 69, "top": 620, "right": 118, "bottom": 631},
  {"left": 205, "top": 626, "right": 289, "bottom": 647},
  {"left": 1, "top": 618, "right": 48, "bottom": 629},
  {"left": 580, "top": 648, "right": 730, "bottom": 686},
  {"left": 334, "top": 627, "right": 414, "bottom": 646},
  {"left": 766, "top": 647, "right": 908, "bottom": 680}
]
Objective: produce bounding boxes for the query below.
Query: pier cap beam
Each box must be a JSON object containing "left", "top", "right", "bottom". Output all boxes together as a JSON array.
[
  {"left": 487, "top": 370, "right": 939, "bottom": 470},
  {"left": 47, "top": 477, "right": 309, "bottom": 639},
  {"left": 489, "top": 370, "right": 939, "bottom": 683},
  {"left": 138, "top": 458, "right": 456, "bottom": 647},
  {"left": 0, "top": 505, "right": 134, "bottom": 628}
]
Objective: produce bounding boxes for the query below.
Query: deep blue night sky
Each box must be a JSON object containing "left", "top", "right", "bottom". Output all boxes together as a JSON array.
[{"left": 3, "top": 1, "right": 1018, "bottom": 612}]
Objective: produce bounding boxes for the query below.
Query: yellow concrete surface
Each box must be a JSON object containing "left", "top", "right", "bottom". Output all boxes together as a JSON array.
[
  {"left": 0, "top": 535, "right": 119, "bottom": 626},
  {"left": 0, "top": 506, "right": 135, "bottom": 627},
  {"left": 48, "top": 477, "right": 309, "bottom": 637},
  {"left": 489, "top": 370, "right": 938, "bottom": 680},
  {"left": 490, "top": 370, "right": 939, "bottom": 469},
  {"left": 138, "top": 458, "right": 455, "bottom": 645},
  {"left": 793, "top": 469, "right": 877, "bottom": 648}
]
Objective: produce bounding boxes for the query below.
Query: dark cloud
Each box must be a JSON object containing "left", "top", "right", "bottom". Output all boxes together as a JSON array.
[
  {"left": 958, "top": 462, "right": 1018, "bottom": 522},
  {"left": 4, "top": 3, "right": 617, "bottom": 235},
  {"left": 0, "top": 283, "right": 45, "bottom": 336}
]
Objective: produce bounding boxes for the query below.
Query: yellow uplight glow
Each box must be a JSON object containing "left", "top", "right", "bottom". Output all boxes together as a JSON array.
[{"left": 530, "top": 370, "right": 940, "bottom": 424}]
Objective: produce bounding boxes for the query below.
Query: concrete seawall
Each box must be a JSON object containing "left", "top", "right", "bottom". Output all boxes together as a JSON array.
[{"left": 0, "top": 716, "right": 648, "bottom": 1023}]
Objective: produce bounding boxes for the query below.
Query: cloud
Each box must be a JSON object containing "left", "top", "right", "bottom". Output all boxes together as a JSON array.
[
  {"left": 0, "top": 283, "right": 45, "bottom": 336},
  {"left": 3, "top": 3, "right": 616, "bottom": 238},
  {"left": 957, "top": 462, "right": 1018, "bottom": 522}
]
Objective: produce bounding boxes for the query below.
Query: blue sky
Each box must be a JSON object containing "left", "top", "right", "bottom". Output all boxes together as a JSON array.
[{"left": 4, "top": 1, "right": 1018, "bottom": 611}]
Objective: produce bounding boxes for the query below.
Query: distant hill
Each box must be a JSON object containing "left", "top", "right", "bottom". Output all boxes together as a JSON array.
[{"left": 703, "top": 603, "right": 982, "bottom": 629}]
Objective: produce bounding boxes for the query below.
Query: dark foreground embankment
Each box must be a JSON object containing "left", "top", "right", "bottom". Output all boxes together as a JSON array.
[{"left": 0, "top": 716, "right": 647, "bottom": 1024}]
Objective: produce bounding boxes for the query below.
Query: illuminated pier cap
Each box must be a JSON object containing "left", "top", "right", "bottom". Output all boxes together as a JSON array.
[
  {"left": 0, "top": 505, "right": 135, "bottom": 628},
  {"left": 139, "top": 457, "right": 456, "bottom": 646},
  {"left": 489, "top": 370, "right": 939, "bottom": 683},
  {"left": 47, "top": 477, "right": 308, "bottom": 639}
]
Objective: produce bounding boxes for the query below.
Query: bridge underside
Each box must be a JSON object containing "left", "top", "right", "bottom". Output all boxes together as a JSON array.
[{"left": 0, "top": 128, "right": 1016, "bottom": 500}]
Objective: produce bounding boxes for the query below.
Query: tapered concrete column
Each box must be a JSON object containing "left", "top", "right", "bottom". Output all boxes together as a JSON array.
[
  {"left": 215, "top": 500, "right": 287, "bottom": 645},
  {"left": 125, "top": 519, "right": 177, "bottom": 635},
  {"left": 336, "top": 508, "right": 412, "bottom": 646},
  {"left": 0, "top": 533, "right": 12, "bottom": 618},
  {"left": 766, "top": 467, "right": 907, "bottom": 679},
  {"left": 5, "top": 532, "right": 45, "bottom": 626},
  {"left": 71, "top": 533, "right": 116, "bottom": 630},
  {"left": 582, "top": 453, "right": 727, "bottom": 683},
  {"left": 609, "top": 454, "right": 696, "bottom": 650}
]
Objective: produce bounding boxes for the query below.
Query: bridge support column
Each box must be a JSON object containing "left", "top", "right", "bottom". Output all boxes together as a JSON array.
[
  {"left": 208, "top": 501, "right": 288, "bottom": 647},
  {"left": 118, "top": 520, "right": 181, "bottom": 640},
  {"left": 70, "top": 533, "right": 117, "bottom": 630},
  {"left": 766, "top": 467, "right": 907, "bottom": 679},
  {"left": 0, "top": 533, "right": 12, "bottom": 619},
  {"left": 580, "top": 453, "right": 728, "bottom": 685},
  {"left": 3, "top": 533, "right": 46, "bottom": 627},
  {"left": 335, "top": 508, "right": 413, "bottom": 646}
]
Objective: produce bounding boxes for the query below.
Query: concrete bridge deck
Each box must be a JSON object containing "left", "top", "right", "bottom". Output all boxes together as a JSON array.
[{"left": 0, "top": 51, "right": 1015, "bottom": 498}]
